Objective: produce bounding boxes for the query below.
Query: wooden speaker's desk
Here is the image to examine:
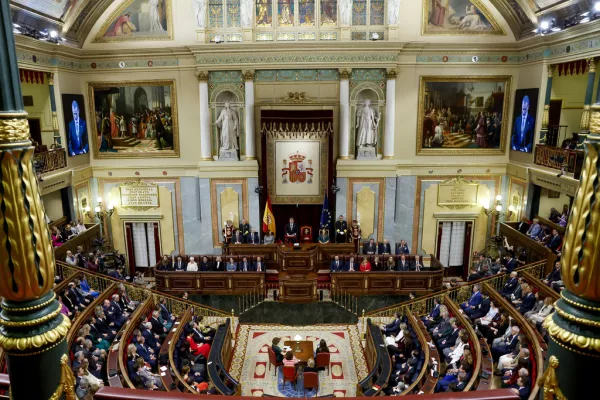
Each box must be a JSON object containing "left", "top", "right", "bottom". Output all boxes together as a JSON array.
[
  {"left": 283, "top": 340, "right": 314, "bottom": 362},
  {"left": 279, "top": 271, "right": 318, "bottom": 303}
]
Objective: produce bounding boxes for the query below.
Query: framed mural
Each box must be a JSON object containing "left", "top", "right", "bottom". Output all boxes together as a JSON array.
[
  {"left": 511, "top": 88, "right": 539, "bottom": 153},
  {"left": 94, "top": 0, "right": 172, "bottom": 42},
  {"left": 61, "top": 94, "right": 89, "bottom": 157},
  {"left": 423, "top": 0, "right": 504, "bottom": 35},
  {"left": 417, "top": 75, "right": 512, "bottom": 155},
  {"left": 87, "top": 80, "right": 179, "bottom": 159},
  {"left": 264, "top": 123, "right": 331, "bottom": 204}
]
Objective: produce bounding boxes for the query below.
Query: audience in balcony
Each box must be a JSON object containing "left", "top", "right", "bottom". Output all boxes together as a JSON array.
[
  {"left": 516, "top": 216, "right": 530, "bottom": 234},
  {"left": 86, "top": 253, "right": 99, "bottom": 273},
  {"left": 226, "top": 257, "right": 238, "bottom": 272},
  {"left": 133, "top": 358, "right": 163, "bottom": 390},
  {"left": 76, "top": 218, "right": 87, "bottom": 233},
  {"left": 186, "top": 257, "right": 198, "bottom": 271},
  {"left": 158, "top": 298, "right": 176, "bottom": 331},
  {"left": 460, "top": 285, "right": 483, "bottom": 316},
  {"left": 526, "top": 297, "right": 555, "bottom": 326},
  {"left": 422, "top": 297, "right": 442, "bottom": 328},
  {"left": 174, "top": 256, "right": 186, "bottom": 271},
  {"left": 360, "top": 257, "right": 372, "bottom": 271},
  {"left": 52, "top": 226, "right": 64, "bottom": 247},
  {"left": 385, "top": 256, "right": 396, "bottom": 271},
  {"left": 437, "top": 321, "right": 460, "bottom": 353},
  {"left": 545, "top": 229, "right": 562, "bottom": 254},
  {"left": 157, "top": 255, "right": 171, "bottom": 271},
  {"left": 492, "top": 325, "right": 520, "bottom": 361},
  {"left": 65, "top": 250, "right": 78, "bottom": 266},
  {"left": 526, "top": 218, "right": 542, "bottom": 239},
  {"left": 397, "top": 240, "right": 410, "bottom": 255},
  {"left": 549, "top": 208, "right": 561, "bottom": 222},
  {"left": 75, "top": 277, "right": 98, "bottom": 299}
]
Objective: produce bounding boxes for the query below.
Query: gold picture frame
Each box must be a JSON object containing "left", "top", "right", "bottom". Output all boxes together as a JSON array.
[
  {"left": 94, "top": 0, "right": 173, "bottom": 42},
  {"left": 87, "top": 79, "right": 180, "bottom": 159},
  {"left": 422, "top": 0, "right": 505, "bottom": 36},
  {"left": 416, "top": 75, "right": 512, "bottom": 156}
]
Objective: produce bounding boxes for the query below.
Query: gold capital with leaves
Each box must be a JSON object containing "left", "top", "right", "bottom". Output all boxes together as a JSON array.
[
  {"left": 339, "top": 69, "right": 351, "bottom": 80},
  {"left": 243, "top": 70, "right": 254, "bottom": 81},
  {"left": 387, "top": 69, "right": 397, "bottom": 80},
  {"left": 196, "top": 70, "right": 209, "bottom": 82}
]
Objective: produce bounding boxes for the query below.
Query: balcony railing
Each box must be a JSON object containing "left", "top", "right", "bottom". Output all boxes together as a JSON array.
[
  {"left": 534, "top": 144, "right": 584, "bottom": 179},
  {"left": 33, "top": 147, "right": 67, "bottom": 174}
]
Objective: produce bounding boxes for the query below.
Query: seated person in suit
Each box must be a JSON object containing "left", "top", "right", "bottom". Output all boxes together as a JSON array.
[
  {"left": 510, "top": 376, "right": 531, "bottom": 400},
  {"left": 396, "top": 239, "right": 410, "bottom": 255},
  {"left": 460, "top": 285, "right": 482, "bottom": 315},
  {"left": 272, "top": 337, "right": 284, "bottom": 362},
  {"left": 371, "top": 256, "right": 382, "bottom": 271},
  {"left": 318, "top": 228, "right": 329, "bottom": 244},
  {"left": 378, "top": 238, "right": 392, "bottom": 255},
  {"left": 381, "top": 312, "right": 402, "bottom": 336},
  {"left": 491, "top": 326, "right": 520, "bottom": 361},
  {"left": 330, "top": 256, "right": 343, "bottom": 272},
  {"left": 174, "top": 256, "right": 186, "bottom": 271},
  {"left": 158, "top": 298, "right": 176, "bottom": 331},
  {"left": 200, "top": 256, "right": 212, "bottom": 271},
  {"left": 447, "top": 372, "right": 469, "bottom": 392},
  {"left": 186, "top": 257, "right": 198, "bottom": 272},
  {"left": 411, "top": 256, "right": 424, "bottom": 271},
  {"left": 422, "top": 298, "right": 442, "bottom": 328},
  {"left": 301, "top": 227, "right": 312, "bottom": 243},
  {"left": 363, "top": 238, "right": 377, "bottom": 255},
  {"left": 516, "top": 216, "right": 530, "bottom": 234},
  {"left": 385, "top": 256, "right": 396, "bottom": 271},
  {"left": 232, "top": 230, "right": 245, "bottom": 244},
  {"left": 514, "top": 285, "right": 536, "bottom": 314},
  {"left": 285, "top": 217, "right": 299, "bottom": 242},
  {"left": 437, "top": 319, "right": 460, "bottom": 352},
  {"left": 545, "top": 229, "right": 562, "bottom": 254},
  {"left": 543, "top": 261, "right": 562, "bottom": 287},
  {"left": 345, "top": 256, "right": 357, "bottom": 272},
  {"left": 500, "top": 271, "right": 519, "bottom": 297},
  {"left": 212, "top": 256, "right": 225, "bottom": 271},
  {"left": 526, "top": 219, "right": 541, "bottom": 239},
  {"left": 254, "top": 257, "right": 265, "bottom": 272},
  {"left": 239, "top": 257, "right": 253, "bottom": 272},
  {"left": 135, "top": 334, "right": 157, "bottom": 371},
  {"left": 360, "top": 257, "right": 372, "bottom": 271},
  {"left": 304, "top": 358, "right": 318, "bottom": 373},
  {"left": 157, "top": 255, "right": 172, "bottom": 271},
  {"left": 246, "top": 229, "right": 260, "bottom": 244},
  {"left": 264, "top": 230, "right": 275, "bottom": 244},
  {"left": 226, "top": 257, "right": 237, "bottom": 272},
  {"left": 240, "top": 219, "right": 250, "bottom": 240},
  {"left": 396, "top": 255, "right": 411, "bottom": 271}
]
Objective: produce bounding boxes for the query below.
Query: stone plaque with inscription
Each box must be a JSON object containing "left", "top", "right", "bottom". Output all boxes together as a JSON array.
[
  {"left": 437, "top": 182, "right": 479, "bottom": 207},
  {"left": 120, "top": 183, "right": 160, "bottom": 209}
]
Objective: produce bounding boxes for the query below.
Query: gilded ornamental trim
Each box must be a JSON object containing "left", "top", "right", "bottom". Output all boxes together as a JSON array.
[
  {"left": 0, "top": 315, "right": 71, "bottom": 353},
  {"left": 0, "top": 116, "right": 30, "bottom": 144}
]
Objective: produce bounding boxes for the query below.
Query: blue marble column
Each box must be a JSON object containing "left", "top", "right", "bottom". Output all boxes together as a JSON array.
[
  {"left": 393, "top": 176, "right": 416, "bottom": 251},
  {"left": 334, "top": 177, "right": 348, "bottom": 219},
  {"left": 181, "top": 177, "right": 217, "bottom": 254},
  {"left": 248, "top": 177, "right": 260, "bottom": 234}
]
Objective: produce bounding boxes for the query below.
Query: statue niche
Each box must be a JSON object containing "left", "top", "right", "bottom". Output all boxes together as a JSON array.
[
  {"left": 212, "top": 89, "right": 243, "bottom": 161},
  {"left": 353, "top": 88, "right": 382, "bottom": 160}
]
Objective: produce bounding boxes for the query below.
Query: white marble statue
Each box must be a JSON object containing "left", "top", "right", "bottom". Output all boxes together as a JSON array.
[
  {"left": 388, "top": 0, "right": 401, "bottom": 25},
  {"left": 148, "top": 0, "right": 165, "bottom": 31},
  {"left": 216, "top": 102, "right": 239, "bottom": 150},
  {"left": 193, "top": 0, "right": 207, "bottom": 28},
  {"left": 339, "top": 0, "right": 352, "bottom": 25},
  {"left": 356, "top": 100, "right": 380, "bottom": 147},
  {"left": 241, "top": 0, "right": 253, "bottom": 27}
]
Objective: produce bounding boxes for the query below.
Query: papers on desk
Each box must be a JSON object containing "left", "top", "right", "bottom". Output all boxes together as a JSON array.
[
  {"left": 160, "top": 372, "right": 166, "bottom": 376},
  {"left": 379, "top": 344, "right": 385, "bottom": 347},
  {"left": 207, "top": 361, "right": 213, "bottom": 365},
  {"left": 175, "top": 321, "right": 180, "bottom": 325},
  {"left": 172, "top": 328, "right": 177, "bottom": 332},
  {"left": 112, "top": 344, "right": 119, "bottom": 351},
  {"left": 160, "top": 366, "right": 168, "bottom": 372},
  {"left": 282, "top": 346, "right": 291, "bottom": 352}
]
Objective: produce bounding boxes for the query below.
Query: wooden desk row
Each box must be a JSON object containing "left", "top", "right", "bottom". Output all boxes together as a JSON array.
[
  {"left": 331, "top": 270, "right": 445, "bottom": 295},
  {"left": 154, "top": 271, "right": 265, "bottom": 295}
]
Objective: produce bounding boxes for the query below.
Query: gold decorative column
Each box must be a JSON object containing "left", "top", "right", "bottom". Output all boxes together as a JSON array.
[
  {"left": 543, "top": 104, "right": 600, "bottom": 399},
  {"left": 0, "top": 1, "right": 73, "bottom": 398},
  {"left": 540, "top": 65, "right": 554, "bottom": 144},
  {"left": 578, "top": 58, "right": 597, "bottom": 148}
]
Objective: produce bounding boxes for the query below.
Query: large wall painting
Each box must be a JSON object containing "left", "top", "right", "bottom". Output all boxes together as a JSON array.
[
  {"left": 95, "top": 0, "right": 172, "bottom": 42},
  {"left": 423, "top": 0, "right": 504, "bottom": 35},
  {"left": 417, "top": 75, "right": 512, "bottom": 155},
  {"left": 87, "top": 80, "right": 179, "bottom": 159}
]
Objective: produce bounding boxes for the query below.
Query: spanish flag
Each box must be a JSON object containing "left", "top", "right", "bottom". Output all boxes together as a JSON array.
[{"left": 262, "top": 197, "right": 276, "bottom": 236}]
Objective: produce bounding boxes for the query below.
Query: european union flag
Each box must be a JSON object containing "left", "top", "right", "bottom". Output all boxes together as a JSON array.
[{"left": 320, "top": 194, "right": 332, "bottom": 229}]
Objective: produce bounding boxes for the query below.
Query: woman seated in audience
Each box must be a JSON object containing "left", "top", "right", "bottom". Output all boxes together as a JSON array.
[
  {"left": 264, "top": 230, "right": 275, "bottom": 244},
  {"left": 359, "top": 257, "right": 372, "bottom": 271},
  {"left": 80, "top": 359, "right": 103, "bottom": 388},
  {"left": 390, "top": 323, "right": 409, "bottom": 344},
  {"left": 283, "top": 350, "right": 299, "bottom": 367},
  {"left": 446, "top": 336, "right": 469, "bottom": 368},
  {"left": 157, "top": 255, "right": 172, "bottom": 271},
  {"left": 474, "top": 300, "right": 499, "bottom": 326},
  {"left": 317, "top": 229, "right": 329, "bottom": 244},
  {"left": 127, "top": 343, "right": 141, "bottom": 378},
  {"left": 58, "top": 296, "right": 72, "bottom": 318},
  {"left": 385, "top": 256, "right": 396, "bottom": 271},
  {"left": 442, "top": 329, "right": 467, "bottom": 358},
  {"left": 315, "top": 339, "right": 329, "bottom": 356},
  {"left": 526, "top": 296, "right": 554, "bottom": 326},
  {"left": 51, "top": 226, "right": 64, "bottom": 247},
  {"left": 134, "top": 357, "right": 164, "bottom": 390},
  {"left": 371, "top": 256, "right": 381, "bottom": 271},
  {"left": 478, "top": 312, "right": 509, "bottom": 345}
]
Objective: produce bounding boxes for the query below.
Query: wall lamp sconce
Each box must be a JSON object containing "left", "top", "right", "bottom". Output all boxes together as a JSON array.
[{"left": 85, "top": 197, "right": 115, "bottom": 220}]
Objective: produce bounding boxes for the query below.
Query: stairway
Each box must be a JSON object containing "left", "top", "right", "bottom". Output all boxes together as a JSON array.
[
  {"left": 112, "top": 137, "right": 142, "bottom": 147},
  {"left": 239, "top": 301, "right": 358, "bottom": 325}
]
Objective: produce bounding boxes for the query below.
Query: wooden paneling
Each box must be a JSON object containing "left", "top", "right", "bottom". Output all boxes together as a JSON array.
[
  {"left": 155, "top": 271, "right": 264, "bottom": 295},
  {"left": 500, "top": 222, "right": 557, "bottom": 275},
  {"left": 332, "top": 270, "right": 444, "bottom": 295}
]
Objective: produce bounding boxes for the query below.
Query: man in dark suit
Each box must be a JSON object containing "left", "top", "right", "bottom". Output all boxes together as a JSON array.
[
  {"left": 501, "top": 254, "right": 518, "bottom": 274},
  {"left": 135, "top": 335, "right": 157, "bottom": 370},
  {"left": 335, "top": 215, "right": 347, "bottom": 243},
  {"left": 103, "top": 299, "right": 125, "bottom": 329},
  {"left": 345, "top": 257, "right": 357, "bottom": 272},
  {"left": 492, "top": 326, "right": 520, "bottom": 361},
  {"left": 239, "top": 257, "right": 253, "bottom": 272},
  {"left": 212, "top": 256, "right": 224, "bottom": 271},
  {"left": 363, "top": 238, "right": 377, "bottom": 255},
  {"left": 285, "top": 217, "right": 299, "bottom": 242},
  {"left": 396, "top": 240, "right": 410, "bottom": 255},
  {"left": 460, "top": 285, "right": 482, "bottom": 315},
  {"left": 254, "top": 257, "right": 264, "bottom": 272},
  {"left": 516, "top": 216, "right": 530, "bottom": 234},
  {"left": 410, "top": 257, "right": 424, "bottom": 271},
  {"left": 67, "top": 100, "right": 89, "bottom": 156},
  {"left": 330, "top": 256, "right": 343, "bottom": 272},
  {"left": 430, "top": 312, "right": 451, "bottom": 339},
  {"left": 142, "top": 322, "right": 161, "bottom": 351},
  {"left": 95, "top": 312, "right": 116, "bottom": 342},
  {"left": 511, "top": 95, "right": 535, "bottom": 153},
  {"left": 378, "top": 239, "right": 391, "bottom": 255},
  {"left": 543, "top": 261, "right": 561, "bottom": 287},
  {"left": 500, "top": 271, "right": 519, "bottom": 298},
  {"left": 174, "top": 256, "right": 186, "bottom": 271},
  {"left": 158, "top": 298, "right": 175, "bottom": 330},
  {"left": 422, "top": 298, "right": 441, "bottom": 328},
  {"left": 240, "top": 219, "right": 250, "bottom": 240},
  {"left": 200, "top": 256, "right": 212, "bottom": 271},
  {"left": 546, "top": 229, "right": 562, "bottom": 254},
  {"left": 469, "top": 295, "right": 491, "bottom": 320},
  {"left": 233, "top": 230, "right": 245, "bottom": 244},
  {"left": 517, "top": 286, "right": 536, "bottom": 314},
  {"left": 150, "top": 311, "right": 167, "bottom": 336},
  {"left": 396, "top": 255, "right": 411, "bottom": 271},
  {"left": 382, "top": 312, "right": 402, "bottom": 336},
  {"left": 246, "top": 229, "right": 259, "bottom": 244},
  {"left": 437, "top": 318, "right": 459, "bottom": 351}
]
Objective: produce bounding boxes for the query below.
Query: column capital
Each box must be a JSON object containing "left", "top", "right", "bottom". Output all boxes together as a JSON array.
[
  {"left": 386, "top": 69, "right": 397, "bottom": 80},
  {"left": 45, "top": 72, "right": 54, "bottom": 86},
  {"left": 588, "top": 58, "right": 597, "bottom": 74},
  {"left": 243, "top": 70, "right": 255, "bottom": 81},
  {"left": 547, "top": 64, "right": 555, "bottom": 75},
  {"left": 196, "top": 70, "right": 209, "bottom": 82},
  {"left": 339, "top": 69, "right": 351, "bottom": 80}
]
